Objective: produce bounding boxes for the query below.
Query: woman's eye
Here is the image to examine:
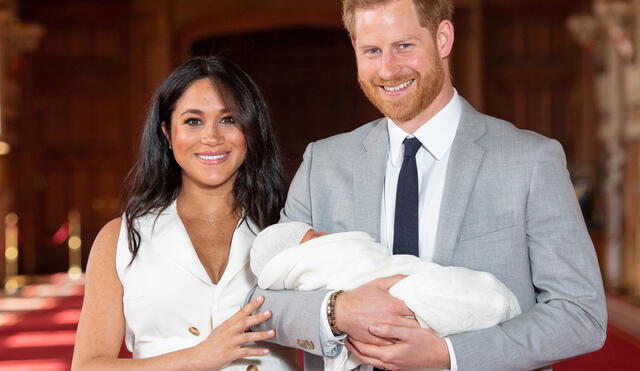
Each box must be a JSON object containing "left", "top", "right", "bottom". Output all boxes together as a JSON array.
[
  {"left": 220, "top": 116, "right": 235, "bottom": 124},
  {"left": 185, "top": 118, "right": 202, "bottom": 126}
]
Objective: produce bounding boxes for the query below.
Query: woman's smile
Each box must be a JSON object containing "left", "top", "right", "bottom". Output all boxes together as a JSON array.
[{"left": 195, "top": 151, "right": 230, "bottom": 164}]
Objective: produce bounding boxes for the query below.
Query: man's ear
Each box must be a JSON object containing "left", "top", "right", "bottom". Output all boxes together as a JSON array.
[{"left": 436, "top": 20, "right": 454, "bottom": 59}]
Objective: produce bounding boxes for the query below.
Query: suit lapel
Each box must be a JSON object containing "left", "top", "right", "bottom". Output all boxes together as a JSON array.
[
  {"left": 433, "top": 99, "right": 486, "bottom": 265},
  {"left": 353, "top": 119, "right": 389, "bottom": 240}
]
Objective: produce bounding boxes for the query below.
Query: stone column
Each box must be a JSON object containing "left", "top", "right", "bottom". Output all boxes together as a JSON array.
[
  {"left": 568, "top": 0, "right": 639, "bottom": 294},
  {"left": 624, "top": 0, "right": 640, "bottom": 297}
]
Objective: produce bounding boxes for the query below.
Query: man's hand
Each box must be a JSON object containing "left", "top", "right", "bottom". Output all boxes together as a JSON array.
[
  {"left": 334, "top": 275, "right": 418, "bottom": 345},
  {"left": 346, "top": 324, "right": 451, "bottom": 371}
]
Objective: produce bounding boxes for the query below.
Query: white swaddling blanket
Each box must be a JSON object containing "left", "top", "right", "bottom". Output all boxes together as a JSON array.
[{"left": 251, "top": 230, "right": 521, "bottom": 371}]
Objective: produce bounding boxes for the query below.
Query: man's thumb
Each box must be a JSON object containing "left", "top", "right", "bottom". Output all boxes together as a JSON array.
[{"left": 376, "top": 274, "right": 406, "bottom": 289}]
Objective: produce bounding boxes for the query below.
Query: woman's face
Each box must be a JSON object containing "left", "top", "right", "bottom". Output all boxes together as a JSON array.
[{"left": 164, "top": 78, "right": 247, "bottom": 191}]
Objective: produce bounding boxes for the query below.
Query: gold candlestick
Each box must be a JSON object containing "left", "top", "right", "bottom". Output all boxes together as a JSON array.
[
  {"left": 4, "top": 212, "right": 18, "bottom": 294},
  {"left": 68, "top": 210, "right": 82, "bottom": 280}
]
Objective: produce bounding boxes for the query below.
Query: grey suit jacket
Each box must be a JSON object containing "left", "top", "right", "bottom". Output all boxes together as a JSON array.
[{"left": 253, "top": 98, "right": 607, "bottom": 370}]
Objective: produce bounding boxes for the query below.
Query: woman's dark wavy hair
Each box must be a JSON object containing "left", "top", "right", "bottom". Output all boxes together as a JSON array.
[{"left": 122, "top": 56, "right": 286, "bottom": 261}]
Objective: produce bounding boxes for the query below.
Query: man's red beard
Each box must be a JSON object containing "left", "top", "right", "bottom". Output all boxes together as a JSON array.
[{"left": 358, "top": 53, "right": 445, "bottom": 123}]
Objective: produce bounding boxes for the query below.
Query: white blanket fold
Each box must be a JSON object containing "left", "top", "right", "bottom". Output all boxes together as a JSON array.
[{"left": 251, "top": 231, "right": 521, "bottom": 371}]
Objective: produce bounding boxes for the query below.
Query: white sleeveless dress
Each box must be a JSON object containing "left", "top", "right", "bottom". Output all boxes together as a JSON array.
[{"left": 115, "top": 201, "right": 298, "bottom": 370}]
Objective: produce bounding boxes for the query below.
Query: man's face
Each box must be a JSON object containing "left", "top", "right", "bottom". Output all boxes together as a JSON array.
[{"left": 352, "top": 0, "right": 445, "bottom": 125}]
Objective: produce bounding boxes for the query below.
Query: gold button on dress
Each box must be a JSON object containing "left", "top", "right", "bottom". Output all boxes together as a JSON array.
[{"left": 188, "top": 326, "right": 200, "bottom": 336}]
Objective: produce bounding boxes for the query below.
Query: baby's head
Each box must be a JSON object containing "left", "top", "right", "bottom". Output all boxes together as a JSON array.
[
  {"left": 300, "top": 228, "right": 328, "bottom": 244},
  {"left": 251, "top": 222, "right": 328, "bottom": 277},
  {"left": 255, "top": 221, "right": 327, "bottom": 249}
]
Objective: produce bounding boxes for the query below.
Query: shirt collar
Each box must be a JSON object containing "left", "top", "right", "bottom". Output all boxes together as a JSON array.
[{"left": 387, "top": 89, "right": 462, "bottom": 167}]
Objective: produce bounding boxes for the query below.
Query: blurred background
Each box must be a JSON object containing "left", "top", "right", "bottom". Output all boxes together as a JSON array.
[{"left": 0, "top": 0, "right": 639, "bottom": 369}]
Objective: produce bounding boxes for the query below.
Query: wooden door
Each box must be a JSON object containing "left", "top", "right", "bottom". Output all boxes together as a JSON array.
[{"left": 18, "top": 0, "right": 133, "bottom": 274}]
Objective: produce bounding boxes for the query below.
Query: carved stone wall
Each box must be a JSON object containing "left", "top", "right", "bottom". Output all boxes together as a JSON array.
[{"left": 569, "top": 0, "right": 640, "bottom": 295}]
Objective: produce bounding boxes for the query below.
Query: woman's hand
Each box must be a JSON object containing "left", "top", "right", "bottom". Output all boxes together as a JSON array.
[{"left": 193, "top": 295, "right": 275, "bottom": 370}]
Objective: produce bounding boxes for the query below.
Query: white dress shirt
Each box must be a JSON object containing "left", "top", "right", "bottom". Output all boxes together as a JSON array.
[
  {"left": 320, "top": 90, "right": 462, "bottom": 370},
  {"left": 380, "top": 90, "right": 461, "bottom": 260}
]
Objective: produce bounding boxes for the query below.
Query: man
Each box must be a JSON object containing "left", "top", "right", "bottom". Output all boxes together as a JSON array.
[{"left": 252, "top": 0, "right": 607, "bottom": 369}]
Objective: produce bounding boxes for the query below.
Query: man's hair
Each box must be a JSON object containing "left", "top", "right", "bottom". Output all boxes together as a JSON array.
[{"left": 342, "top": 0, "right": 454, "bottom": 38}]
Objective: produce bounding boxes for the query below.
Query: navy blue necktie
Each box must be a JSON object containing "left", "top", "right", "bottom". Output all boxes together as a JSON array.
[
  {"left": 373, "top": 138, "right": 421, "bottom": 371},
  {"left": 393, "top": 136, "right": 422, "bottom": 257}
]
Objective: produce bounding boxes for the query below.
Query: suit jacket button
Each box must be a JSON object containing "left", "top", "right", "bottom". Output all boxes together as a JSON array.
[
  {"left": 246, "top": 365, "right": 258, "bottom": 371},
  {"left": 296, "top": 339, "right": 315, "bottom": 350},
  {"left": 188, "top": 326, "right": 200, "bottom": 336}
]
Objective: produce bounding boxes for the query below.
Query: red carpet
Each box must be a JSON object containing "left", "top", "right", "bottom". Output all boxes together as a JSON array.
[
  {"left": 1, "top": 277, "right": 639, "bottom": 370},
  {"left": 0, "top": 275, "right": 131, "bottom": 370},
  {"left": 555, "top": 325, "right": 640, "bottom": 371}
]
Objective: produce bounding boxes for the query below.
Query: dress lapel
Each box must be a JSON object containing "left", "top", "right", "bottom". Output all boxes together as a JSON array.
[
  {"left": 353, "top": 119, "right": 389, "bottom": 240},
  {"left": 152, "top": 201, "right": 214, "bottom": 286},
  {"left": 152, "top": 204, "right": 256, "bottom": 288},
  {"left": 216, "top": 218, "right": 256, "bottom": 288},
  {"left": 433, "top": 99, "right": 487, "bottom": 265}
]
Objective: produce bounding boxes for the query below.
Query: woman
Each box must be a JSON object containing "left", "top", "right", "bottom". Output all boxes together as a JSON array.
[{"left": 72, "top": 56, "right": 297, "bottom": 370}]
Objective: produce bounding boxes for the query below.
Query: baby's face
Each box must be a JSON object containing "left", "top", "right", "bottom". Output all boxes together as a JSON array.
[{"left": 300, "top": 229, "right": 328, "bottom": 244}]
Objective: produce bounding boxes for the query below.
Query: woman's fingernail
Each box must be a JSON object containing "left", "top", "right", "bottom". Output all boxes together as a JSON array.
[
  {"left": 263, "top": 349, "right": 270, "bottom": 355},
  {"left": 262, "top": 310, "right": 271, "bottom": 317},
  {"left": 370, "top": 326, "right": 380, "bottom": 333},
  {"left": 267, "top": 330, "right": 275, "bottom": 335}
]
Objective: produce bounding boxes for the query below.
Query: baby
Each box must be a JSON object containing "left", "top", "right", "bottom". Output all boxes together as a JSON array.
[{"left": 251, "top": 222, "right": 521, "bottom": 371}]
